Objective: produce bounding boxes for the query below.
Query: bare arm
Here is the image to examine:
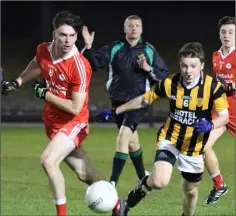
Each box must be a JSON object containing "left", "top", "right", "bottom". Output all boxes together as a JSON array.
[
  {"left": 211, "top": 82, "right": 230, "bottom": 129},
  {"left": 16, "top": 59, "right": 41, "bottom": 86},
  {"left": 45, "top": 91, "right": 86, "bottom": 115},
  {"left": 115, "top": 95, "right": 148, "bottom": 115},
  {"left": 212, "top": 110, "right": 229, "bottom": 129},
  {"left": 115, "top": 84, "right": 160, "bottom": 115}
]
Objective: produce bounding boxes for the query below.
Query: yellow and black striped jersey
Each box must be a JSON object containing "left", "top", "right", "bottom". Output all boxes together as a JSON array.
[{"left": 144, "top": 73, "right": 228, "bottom": 156}]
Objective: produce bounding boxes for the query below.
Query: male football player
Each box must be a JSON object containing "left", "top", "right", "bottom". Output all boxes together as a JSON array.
[
  {"left": 109, "top": 42, "right": 229, "bottom": 216},
  {"left": 2, "top": 11, "right": 104, "bottom": 216},
  {"left": 204, "top": 16, "right": 235, "bottom": 204}
]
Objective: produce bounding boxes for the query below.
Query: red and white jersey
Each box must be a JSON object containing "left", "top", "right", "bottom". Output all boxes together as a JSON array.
[
  {"left": 212, "top": 47, "right": 235, "bottom": 84},
  {"left": 35, "top": 42, "right": 92, "bottom": 126},
  {"left": 212, "top": 47, "right": 235, "bottom": 117}
]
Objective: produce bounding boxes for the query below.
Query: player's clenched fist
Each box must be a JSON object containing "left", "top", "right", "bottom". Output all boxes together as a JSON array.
[
  {"left": 1, "top": 80, "right": 19, "bottom": 95},
  {"left": 33, "top": 81, "right": 48, "bottom": 99}
]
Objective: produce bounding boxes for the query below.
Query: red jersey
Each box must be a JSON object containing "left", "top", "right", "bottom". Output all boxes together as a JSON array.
[
  {"left": 212, "top": 47, "right": 235, "bottom": 117},
  {"left": 35, "top": 42, "right": 92, "bottom": 126}
]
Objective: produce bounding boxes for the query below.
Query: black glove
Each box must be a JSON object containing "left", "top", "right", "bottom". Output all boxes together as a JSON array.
[
  {"left": 1, "top": 80, "right": 19, "bottom": 95},
  {"left": 216, "top": 75, "right": 234, "bottom": 92},
  {"left": 33, "top": 81, "right": 48, "bottom": 99}
]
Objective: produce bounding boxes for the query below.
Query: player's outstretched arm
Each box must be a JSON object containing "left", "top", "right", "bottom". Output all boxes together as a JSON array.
[
  {"left": 116, "top": 84, "right": 160, "bottom": 115},
  {"left": 16, "top": 59, "right": 41, "bottom": 86},
  {"left": 116, "top": 95, "right": 146, "bottom": 115},
  {"left": 2, "top": 59, "right": 41, "bottom": 95}
]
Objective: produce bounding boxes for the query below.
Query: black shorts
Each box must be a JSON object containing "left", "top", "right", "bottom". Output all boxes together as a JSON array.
[{"left": 112, "top": 100, "right": 147, "bottom": 132}]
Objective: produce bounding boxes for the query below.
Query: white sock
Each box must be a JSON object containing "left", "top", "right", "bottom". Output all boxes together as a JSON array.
[
  {"left": 211, "top": 172, "right": 220, "bottom": 178},
  {"left": 54, "top": 197, "right": 66, "bottom": 205}
]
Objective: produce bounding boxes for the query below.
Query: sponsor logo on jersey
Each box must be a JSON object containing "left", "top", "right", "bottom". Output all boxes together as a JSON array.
[
  {"left": 59, "top": 74, "right": 66, "bottom": 81},
  {"left": 226, "top": 63, "right": 232, "bottom": 69}
]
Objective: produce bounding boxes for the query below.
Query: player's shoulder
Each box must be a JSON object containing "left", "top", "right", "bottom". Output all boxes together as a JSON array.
[
  {"left": 212, "top": 50, "right": 219, "bottom": 56},
  {"left": 167, "top": 73, "right": 176, "bottom": 80},
  {"left": 229, "top": 49, "right": 235, "bottom": 60},
  {"left": 162, "top": 73, "right": 176, "bottom": 86},
  {"left": 212, "top": 49, "right": 220, "bottom": 60},
  {"left": 37, "top": 42, "right": 51, "bottom": 51},
  {"left": 144, "top": 42, "right": 159, "bottom": 53},
  {"left": 100, "top": 40, "right": 124, "bottom": 53},
  {"left": 205, "top": 74, "right": 215, "bottom": 82},
  {"left": 110, "top": 40, "right": 125, "bottom": 48},
  {"left": 77, "top": 52, "right": 91, "bottom": 66},
  {"left": 73, "top": 52, "right": 92, "bottom": 74},
  {"left": 36, "top": 42, "right": 51, "bottom": 61},
  {"left": 205, "top": 74, "right": 222, "bottom": 91},
  {"left": 144, "top": 42, "right": 155, "bottom": 49}
]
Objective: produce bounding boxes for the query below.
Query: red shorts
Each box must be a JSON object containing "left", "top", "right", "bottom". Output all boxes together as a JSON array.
[{"left": 45, "top": 121, "right": 89, "bottom": 148}]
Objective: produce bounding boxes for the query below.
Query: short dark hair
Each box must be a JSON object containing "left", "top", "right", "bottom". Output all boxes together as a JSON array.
[
  {"left": 179, "top": 42, "right": 205, "bottom": 63},
  {"left": 53, "top": 11, "right": 82, "bottom": 33},
  {"left": 124, "top": 15, "right": 142, "bottom": 25},
  {"left": 218, "top": 16, "right": 235, "bottom": 30}
]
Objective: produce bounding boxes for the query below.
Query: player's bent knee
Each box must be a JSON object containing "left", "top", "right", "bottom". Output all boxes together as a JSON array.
[
  {"left": 41, "top": 158, "right": 52, "bottom": 172},
  {"left": 152, "top": 177, "right": 168, "bottom": 189},
  {"left": 128, "top": 140, "right": 140, "bottom": 152},
  {"left": 183, "top": 185, "right": 198, "bottom": 198},
  {"left": 181, "top": 172, "right": 203, "bottom": 183},
  {"left": 40, "top": 156, "right": 58, "bottom": 173},
  {"left": 76, "top": 169, "right": 87, "bottom": 181},
  {"left": 117, "top": 127, "right": 133, "bottom": 144}
]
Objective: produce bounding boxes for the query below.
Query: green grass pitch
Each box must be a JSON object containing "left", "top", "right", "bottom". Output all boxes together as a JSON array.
[{"left": 1, "top": 127, "right": 235, "bottom": 215}]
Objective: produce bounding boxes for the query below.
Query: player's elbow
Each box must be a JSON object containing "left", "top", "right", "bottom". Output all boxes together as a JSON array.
[
  {"left": 222, "top": 112, "right": 229, "bottom": 125},
  {"left": 71, "top": 107, "right": 82, "bottom": 115},
  {"left": 225, "top": 115, "right": 229, "bottom": 124},
  {"left": 219, "top": 114, "right": 229, "bottom": 127},
  {"left": 71, "top": 98, "right": 84, "bottom": 115}
]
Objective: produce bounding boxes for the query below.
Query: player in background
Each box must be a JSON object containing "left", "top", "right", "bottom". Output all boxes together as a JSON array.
[
  {"left": 1, "top": 11, "right": 104, "bottom": 216},
  {"left": 204, "top": 16, "right": 235, "bottom": 204},
  {"left": 107, "top": 42, "right": 229, "bottom": 216},
  {"left": 82, "top": 15, "right": 169, "bottom": 192}
]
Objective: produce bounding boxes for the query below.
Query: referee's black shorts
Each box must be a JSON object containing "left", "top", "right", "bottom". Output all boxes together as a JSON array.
[{"left": 111, "top": 100, "right": 147, "bottom": 132}]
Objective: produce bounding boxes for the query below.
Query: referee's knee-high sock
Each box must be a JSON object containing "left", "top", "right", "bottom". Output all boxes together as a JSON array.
[
  {"left": 129, "top": 147, "right": 146, "bottom": 180},
  {"left": 110, "top": 152, "right": 129, "bottom": 186}
]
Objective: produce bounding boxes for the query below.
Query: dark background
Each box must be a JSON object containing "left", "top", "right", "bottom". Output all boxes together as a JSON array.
[{"left": 1, "top": 1, "right": 235, "bottom": 123}]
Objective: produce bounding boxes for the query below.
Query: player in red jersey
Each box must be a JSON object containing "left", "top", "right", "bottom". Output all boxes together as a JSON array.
[
  {"left": 2, "top": 11, "right": 104, "bottom": 216},
  {"left": 204, "top": 16, "right": 235, "bottom": 205}
]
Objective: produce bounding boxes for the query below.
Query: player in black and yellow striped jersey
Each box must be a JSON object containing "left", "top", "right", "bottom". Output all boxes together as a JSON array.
[
  {"left": 144, "top": 72, "right": 228, "bottom": 156},
  {"left": 113, "top": 42, "right": 229, "bottom": 216}
]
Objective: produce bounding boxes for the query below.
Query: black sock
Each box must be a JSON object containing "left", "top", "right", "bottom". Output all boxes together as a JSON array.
[
  {"left": 129, "top": 148, "right": 146, "bottom": 180},
  {"left": 127, "top": 175, "right": 151, "bottom": 208},
  {"left": 109, "top": 152, "right": 129, "bottom": 185}
]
